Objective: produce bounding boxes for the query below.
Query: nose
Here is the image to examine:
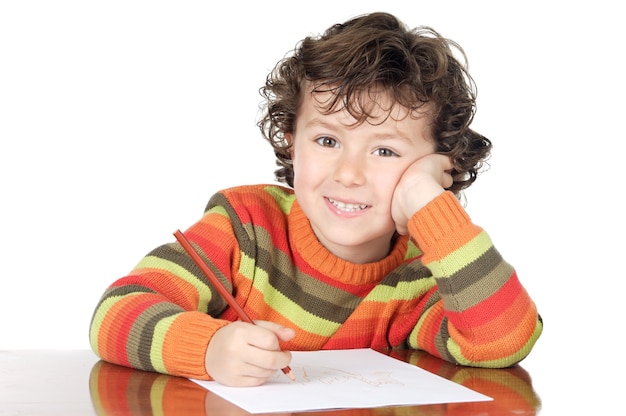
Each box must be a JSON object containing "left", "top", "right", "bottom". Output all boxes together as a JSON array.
[{"left": 333, "top": 152, "right": 366, "bottom": 186}]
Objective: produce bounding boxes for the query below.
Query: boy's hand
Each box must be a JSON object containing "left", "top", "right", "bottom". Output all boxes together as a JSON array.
[
  {"left": 205, "top": 320, "right": 295, "bottom": 386},
  {"left": 391, "top": 154, "right": 454, "bottom": 235}
]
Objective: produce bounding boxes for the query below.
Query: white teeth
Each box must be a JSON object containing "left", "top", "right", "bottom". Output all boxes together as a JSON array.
[{"left": 328, "top": 198, "right": 367, "bottom": 212}]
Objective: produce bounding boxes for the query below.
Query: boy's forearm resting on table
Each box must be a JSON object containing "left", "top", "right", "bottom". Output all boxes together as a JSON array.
[{"left": 407, "top": 192, "right": 542, "bottom": 367}]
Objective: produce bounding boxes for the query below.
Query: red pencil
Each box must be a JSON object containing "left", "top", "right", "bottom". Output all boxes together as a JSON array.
[{"left": 173, "top": 229, "right": 295, "bottom": 381}]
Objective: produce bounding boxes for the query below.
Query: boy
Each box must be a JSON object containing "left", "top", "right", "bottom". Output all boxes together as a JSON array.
[{"left": 89, "top": 12, "right": 542, "bottom": 387}]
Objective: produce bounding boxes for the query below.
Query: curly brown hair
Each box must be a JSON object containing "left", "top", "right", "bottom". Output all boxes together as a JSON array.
[{"left": 258, "top": 12, "right": 491, "bottom": 196}]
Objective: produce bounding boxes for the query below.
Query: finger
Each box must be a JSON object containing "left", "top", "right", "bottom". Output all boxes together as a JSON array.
[
  {"left": 240, "top": 357, "right": 284, "bottom": 378},
  {"left": 437, "top": 153, "right": 454, "bottom": 169},
  {"left": 443, "top": 172, "right": 454, "bottom": 189},
  {"left": 395, "top": 225, "right": 409, "bottom": 236},
  {"left": 253, "top": 320, "right": 296, "bottom": 343},
  {"left": 247, "top": 347, "right": 292, "bottom": 371}
]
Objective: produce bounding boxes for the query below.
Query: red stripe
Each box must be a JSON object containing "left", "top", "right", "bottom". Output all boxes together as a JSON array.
[
  {"left": 446, "top": 271, "right": 523, "bottom": 331},
  {"left": 106, "top": 297, "right": 162, "bottom": 366}
]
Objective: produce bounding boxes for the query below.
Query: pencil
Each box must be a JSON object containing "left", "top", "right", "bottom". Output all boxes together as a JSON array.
[{"left": 173, "top": 229, "right": 295, "bottom": 381}]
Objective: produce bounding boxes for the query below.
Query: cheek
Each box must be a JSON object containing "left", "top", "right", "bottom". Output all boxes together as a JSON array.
[
  {"left": 376, "top": 162, "right": 406, "bottom": 184},
  {"left": 293, "top": 145, "right": 328, "bottom": 175},
  {"left": 292, "top": 153, "right": 319, "bottom": 190},
  {"left": 370, "top": 168, "right": 403, "bottom": 200}
]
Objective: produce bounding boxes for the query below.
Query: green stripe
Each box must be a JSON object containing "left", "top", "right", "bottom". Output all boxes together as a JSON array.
[
  {"left": 404, "top": 240, "right": 422, "bottom": 259},
  {"left": 249, "top": 261, "right": 342, "bottom": 336},
  {"left": 364, "top": 277, "right": 433, "bottom": 302},
  {"left": 265, "top": 185, "right": 296, "bottom": 213},
  {"left": 205, "top": 204, "right": 229, "bottom": 216},
  {"left": 150, "top": 314, "right": 177, "bottom": 373},
  {"left": 89, "top": 295, "right": 122, "bottom": 356},
  {"left": 426, "top": 230, "right": 493, "bottom": 277}
]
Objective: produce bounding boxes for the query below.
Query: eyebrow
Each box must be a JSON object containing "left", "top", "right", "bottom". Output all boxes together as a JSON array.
[
  {"left": 303, "top": 117, "right": 415, "bottom": 143},
  {"left": 303, "top": 117, "right": 339, "bottom": 130}
]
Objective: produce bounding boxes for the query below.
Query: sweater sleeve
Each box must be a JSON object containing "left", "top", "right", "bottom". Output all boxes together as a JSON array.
[
  {"left": 406, "top": 191, "right": 542, "bottom": 368},
  {"left": 89, "top": 207, "right": 242, "bottom": 380}
]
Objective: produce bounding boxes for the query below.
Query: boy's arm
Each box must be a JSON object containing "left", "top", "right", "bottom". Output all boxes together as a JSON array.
[
  {"left": 407, "top": 191, "right": 542, "bottom": 367},
  {"left": 88, "top": 216, "right": 236, "bottom": 380}
]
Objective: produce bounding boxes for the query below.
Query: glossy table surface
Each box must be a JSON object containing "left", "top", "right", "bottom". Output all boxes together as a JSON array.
[{"left": 0, "top": 349, "right": 543, "bottom": 415}]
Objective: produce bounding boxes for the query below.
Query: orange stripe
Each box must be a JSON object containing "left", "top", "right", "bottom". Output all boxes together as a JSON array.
[
  {"left": 424, "top": 224, "right": 482, "bottom": 264},
  {"left": 415, "top": 301, "right": 445, "bottom": 354},
  {"left": 196, "top": 211, "right": 235, "bottom": 238},
  {"left": 448, "top": 303, "right": 538, "bottom": 360},
  {"left": 346, "top": 298, "right": 390, "bottom": 316},
  {"left": 98, "top": 294, "right": 160, "bottom": 365},
  {"left": 190, "top": 217, "right": 242, "bottom": 282}
]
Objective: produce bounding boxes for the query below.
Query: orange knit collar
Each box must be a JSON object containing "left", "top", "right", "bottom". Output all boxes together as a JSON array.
[{"left": 287, "top": 198, "right": 408, "bottom": 286}]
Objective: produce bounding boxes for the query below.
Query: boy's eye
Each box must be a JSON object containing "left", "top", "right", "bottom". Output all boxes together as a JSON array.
[
  {"left": 374, "top": 148, "right": 398, "bottom": 157},
  {"left": 315, "top": 137, "right": 338, "bottom": 147}
]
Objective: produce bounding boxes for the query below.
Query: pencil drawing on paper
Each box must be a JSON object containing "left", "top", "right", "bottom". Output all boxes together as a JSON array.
[{"left": 273, "top": 364, "right": 406, "bottom": 387}]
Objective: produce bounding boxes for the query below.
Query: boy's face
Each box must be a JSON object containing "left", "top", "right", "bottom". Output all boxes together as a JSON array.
[{"left": 288, "top": 88, "right": 435, "bottom": 264}]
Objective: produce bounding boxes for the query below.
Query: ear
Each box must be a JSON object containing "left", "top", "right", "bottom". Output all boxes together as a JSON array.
[{"left": 285, "top": 132, "right": 294, "bottom": 157}]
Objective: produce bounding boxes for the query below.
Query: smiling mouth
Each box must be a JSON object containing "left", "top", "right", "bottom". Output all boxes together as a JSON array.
[{"left": 327, "top": 198, "right": 369, "bottom": 212}]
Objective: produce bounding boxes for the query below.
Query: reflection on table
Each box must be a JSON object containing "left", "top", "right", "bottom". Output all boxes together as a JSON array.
[{"left": 89, "top": 349, "right": 541, "bottom": 415}]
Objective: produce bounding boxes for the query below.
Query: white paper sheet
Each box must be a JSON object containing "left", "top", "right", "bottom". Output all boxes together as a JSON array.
[{"left": 191, "top": 348, "right": 492, "bottom": 413}]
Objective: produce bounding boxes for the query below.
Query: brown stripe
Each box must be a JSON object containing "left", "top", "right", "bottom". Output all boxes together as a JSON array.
[
  {"left": 388, "top": 257, "right": 433, "bottom": 284},
  {"left": 434, "top": 317, "right": 456, "bottom": 363},
  {"left": 257, "top": 225, "right": 361, "bottom": 322},
  {"left": 126, "top": 304, "right": 183, "bottom": 372},
  {"left": 452, "top": 260, "right": 514, "bottom": 311},
  {"left": 437, "top": 245, "right": 503, "bottom": 296}
]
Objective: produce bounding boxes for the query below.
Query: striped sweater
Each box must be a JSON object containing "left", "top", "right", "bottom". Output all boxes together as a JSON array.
[{"left": 89, "top": 184, "right": 542, "bottom": 380}]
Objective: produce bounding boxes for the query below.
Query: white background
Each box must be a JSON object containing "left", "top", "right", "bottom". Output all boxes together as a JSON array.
[{"left": 1, "top": 1, "right": 624, "bottom": 413}]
